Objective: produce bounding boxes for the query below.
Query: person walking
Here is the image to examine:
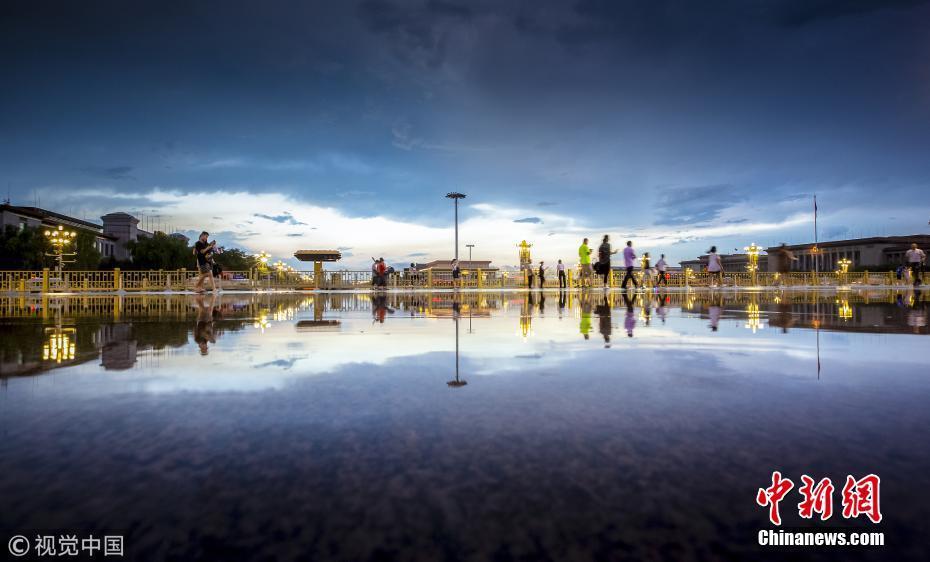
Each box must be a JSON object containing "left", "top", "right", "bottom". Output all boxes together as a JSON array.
[
  {"left": 906, "top": 243, "right": 926, "bottom": 287},
  {"left": 598, "top": 235, "right": 617, "bottom": 288},
  {"left": 451, "top": 259, "right": 461, "bottom": 289},
  {"left": 193, "top": 231, "right": 217, "bottom": 293},
  {"left": 408, "top": 262, "right": 419, "bottom": 286},
  {"left": 371, "top": 257, "right": 381, "bottom": 288},
  {"left": 578, "top": 238, "right": 593, "bottom": 288},
  {"left": 538, "top": 261, "right": 548, "bottom": 288},
  {"left": 774, "top": 243, "right": 796, "bottom": 286},
  {"left": 621, "top": 240, "right": 638, "bottom": 290},
  {"left": 707, "top": 246, "right": 724, "bottom": 287},
  {"left": 375, "top": 258, "right": 389, "bottom": 289},
  {"left": 655, "top": 254, "right": 668, "bottom": 286},
  {"left": 641, "top": 252, "right": 652, "bottom": 288},
  {"left": 557, "top": 259, "right": 567, "bottom": 288}
]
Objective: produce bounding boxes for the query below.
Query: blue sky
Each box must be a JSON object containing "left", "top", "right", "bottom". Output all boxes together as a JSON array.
[{"left": 2, "top": 0, "right": 929, "bottom": 268}]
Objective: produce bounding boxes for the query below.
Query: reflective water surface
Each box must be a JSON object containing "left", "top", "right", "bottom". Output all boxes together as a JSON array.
[{"left": 1, "top": 290, "right": 929, "bottom": 561}]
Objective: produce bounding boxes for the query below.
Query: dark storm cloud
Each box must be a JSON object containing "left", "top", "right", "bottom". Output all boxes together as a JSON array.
[
  {"left": 253, "top": 213, "right": 307, "bottom": 226},
  {"left": 775, "top": 0, "right": 930, "bottom": 27},
  {"left": 654, "top": 185, "right": 744, "bottom": 226},
  {"left": 357, "top": 0, "right": 476, "bottom": 68},
  {"left": 2, "top": 0, "right": 930, "bottom": 259},
  {"left": 81, "top": 166, "right": 136, "bottom": 181},
  {"left": 513, "top": 217, "right": 542, "bottom": 224}
]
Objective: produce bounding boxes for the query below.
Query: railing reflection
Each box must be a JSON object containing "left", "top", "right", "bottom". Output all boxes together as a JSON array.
[{"left": 1, "top": 289, "right": 926, "bottom": 380}]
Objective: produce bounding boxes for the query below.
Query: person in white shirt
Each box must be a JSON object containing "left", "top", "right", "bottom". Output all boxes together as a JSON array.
[
  {"left": 557, "top": 259, "right": 567, "bottom": 288},
  {"left": 707, "top": 246, "right": 724, "bottom": 287},
  {"left": 655, "top": 254, "right": 668, "bottom": 286},
  {"left": 906, "top": 243, "right": 926, "bottom": 287}
]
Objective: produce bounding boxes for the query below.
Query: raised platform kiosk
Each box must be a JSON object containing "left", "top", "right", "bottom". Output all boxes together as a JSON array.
[{"left": 294, "top": 250, "right": 342, "bottom": 288}]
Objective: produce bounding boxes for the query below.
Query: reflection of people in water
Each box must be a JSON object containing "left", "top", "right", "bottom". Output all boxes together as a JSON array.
[
  {"left": 641, "top": 294, "right": 652, "bottom": 327},
  {"left": 558, "top": 290, "right": 566, "bottom": 315},
  {"left": 194, "top": 294, "right": 217, "bottom": 355},
  {"left": 595, "top": 295, "right": 611, "bottom": 347},
  {"left": 579, "top": 292, "right": 593, "bottom": 340},
  {"left": 771, "top": 302, "right": 796, "bottom": 333},
  {"left": 655, "top": 293, "right": 668, "bottom": 324},
  {"left": 708, "top": 304, "right": 721, "bottom": 332},
  {"left": 623, "top": 293, "right": 635, "bottom": 338},
  {"left": 538, "top": 290, "right": 546, "bottom": 315},
  {"left": 908, "top": 289, "right": 926, "bottom": 333},
  {"left": 372, "top": 294, "right": 394, "bottom": 323}
]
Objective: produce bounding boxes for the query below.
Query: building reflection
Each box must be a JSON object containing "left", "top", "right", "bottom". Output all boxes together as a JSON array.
[{"left": 1, "top": 289, "right": 927, "bottom": 380}]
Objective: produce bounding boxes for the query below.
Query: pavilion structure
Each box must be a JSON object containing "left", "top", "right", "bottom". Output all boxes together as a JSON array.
[{"left": 294, "top": 250, "right": 342, "bottom": 288}]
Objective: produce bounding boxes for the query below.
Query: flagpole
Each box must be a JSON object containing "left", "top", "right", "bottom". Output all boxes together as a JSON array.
[{"left": 814, "top": 195, "right": 819, "bottom": 276}]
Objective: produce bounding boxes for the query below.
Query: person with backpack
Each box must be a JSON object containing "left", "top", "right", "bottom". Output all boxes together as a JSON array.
[
  {"left": 640, "top": 252, "right": 652, "bottom": 288},
  {"left": 597, "top": 235, "right": 617, "bottom": 288},
  {"left": 193, "top": 231, "right": 218, "bottom": 293},
  {"left": 655, "top": 254, "right": 668, "bottom": 286}
]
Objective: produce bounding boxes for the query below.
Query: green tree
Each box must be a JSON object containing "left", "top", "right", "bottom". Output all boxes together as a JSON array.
[
  {"left": 126, "top": 232, "right": 192, "bottom": 270},
  {"left": 213, "top": 247, "right": 258, "bottom": 271},
  {"left": 72, "top": 231, "right": 103, "bottom": 270},
  {"left": 0, "top": 225, "right": 52, "bottom": 269}
]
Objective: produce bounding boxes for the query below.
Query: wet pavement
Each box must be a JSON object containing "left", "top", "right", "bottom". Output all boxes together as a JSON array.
[{"left": 1, "top": 290, "right": 928, "bottom": 561}]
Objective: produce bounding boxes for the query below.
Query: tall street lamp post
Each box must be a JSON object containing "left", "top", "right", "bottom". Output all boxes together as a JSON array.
[
  {"left": 465, "top": 244, "right": 475, "bottom": 262},
  {"left": 445, "top": 192, "right": 466, "bottom": 262},
  {"left": 45, "top": 225, "right": 77, "bottom": 272}
]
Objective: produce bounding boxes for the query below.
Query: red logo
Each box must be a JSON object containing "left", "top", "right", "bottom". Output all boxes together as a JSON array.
[{"left": 757, "top": 472, "right": 881, "bottom": 525}]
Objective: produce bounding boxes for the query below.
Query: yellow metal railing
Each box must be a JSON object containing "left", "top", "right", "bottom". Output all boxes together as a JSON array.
[{"left": 0, "top": 268, "right": 918, "bottom": 292}]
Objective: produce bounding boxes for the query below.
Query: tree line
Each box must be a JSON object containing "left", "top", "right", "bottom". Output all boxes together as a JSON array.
[{"left": 0, "top": 226, "right": 258, "bottom": 271}]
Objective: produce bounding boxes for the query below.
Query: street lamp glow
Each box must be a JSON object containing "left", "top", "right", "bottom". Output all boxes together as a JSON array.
[
  {"left": 45, "top": 224, "right": 78, "bottom": 271},
  {"left": 744, "top": 243, "right": 761, "bottom": 272}
]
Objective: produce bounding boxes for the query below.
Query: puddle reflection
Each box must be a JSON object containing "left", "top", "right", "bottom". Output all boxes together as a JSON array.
[
  {"left": 1, "top": 289, "right": 927, "bottom": 381},
  {"left": 1, "top": 290, "right": 929, "bottom": 560}
]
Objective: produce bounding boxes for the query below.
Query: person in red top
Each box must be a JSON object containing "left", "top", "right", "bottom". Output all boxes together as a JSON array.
[{"left": 375, "top": 258, "right": 388, "bottom": 288}]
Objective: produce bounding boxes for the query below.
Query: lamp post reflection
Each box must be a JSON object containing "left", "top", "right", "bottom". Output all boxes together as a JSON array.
[
  {"left": 43, "top": 308, "right": 76, "bottom": 363},
  {"left": 448, "top": 303, "right": 467, "bottom": 388}
]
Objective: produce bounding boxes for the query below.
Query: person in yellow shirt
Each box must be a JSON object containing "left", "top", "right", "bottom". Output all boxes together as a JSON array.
[{"left": 578, "top": 238, "right": 593, "bottom": 288}]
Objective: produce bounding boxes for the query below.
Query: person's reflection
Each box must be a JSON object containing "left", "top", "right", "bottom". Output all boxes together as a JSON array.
[
  {"left": 641, "top": 294, "right": 652, "bottom": 327},
  {"left": 194, "top": 294, "right": 217, "bottom": 355},
  {"left": 595, "top": 295, "right": 612, "bottom": 347},
  {"left": 908, "top": 288, "right": 926, "bottom": 334},
  {"left": 579, "top": 291, "right": 593, "bottom": 340},
  {"left": 558, "top": 290, "right": 566, "bottom": 316},
  {"left": 656, "top": 293, "right": 668, "bottom": 325},
  {"left": 623, "top": 293, "right": 635, "bottom": 338},
  {"left": 538, "top": 290, "right": 546, "bottom": 316},
  {"left": 372, "top": 294, "right": 393, "bottom": 323},
  {"left": 708, "top": 303, "right": 721, "bottom": 332},
  {"left": 772, "top": 301, "right": 795, "bottom": 333}
]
